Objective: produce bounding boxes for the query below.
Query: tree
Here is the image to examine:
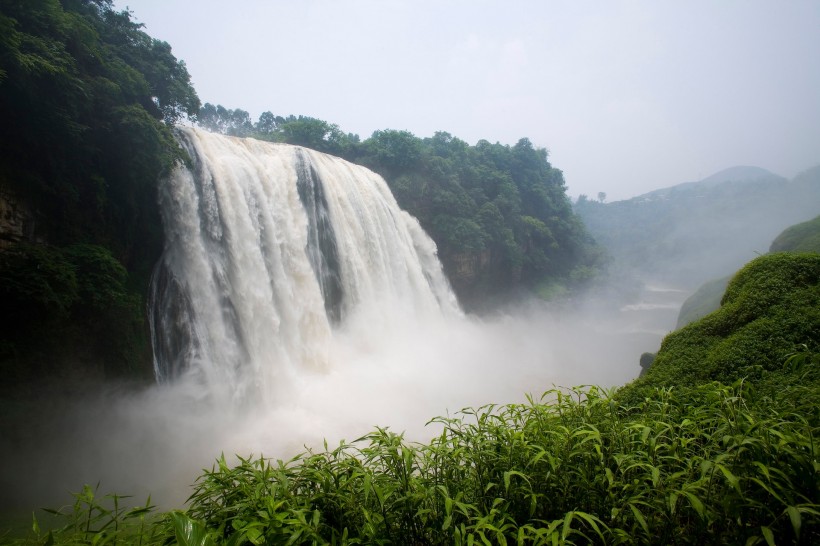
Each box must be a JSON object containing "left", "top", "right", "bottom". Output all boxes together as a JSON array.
[
  {"left": 0, "top": 0, "right": 199, "bottom": 379},
  {"left": 597, "top": 192, "right": 607, "bottom": 203}
]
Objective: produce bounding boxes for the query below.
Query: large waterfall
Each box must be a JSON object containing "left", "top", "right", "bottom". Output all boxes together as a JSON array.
[{"left": 150, "top": 128, "right": 459, "bottom": 405}]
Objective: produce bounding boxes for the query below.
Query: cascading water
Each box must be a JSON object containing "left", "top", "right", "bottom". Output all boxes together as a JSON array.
[{"left": 149, "top": 127, "right": 459, "bottom": 405}]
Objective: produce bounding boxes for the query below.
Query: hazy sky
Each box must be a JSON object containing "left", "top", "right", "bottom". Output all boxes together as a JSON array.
[{"left": 115, "top": 0, "right": 820, "bottom": 200}]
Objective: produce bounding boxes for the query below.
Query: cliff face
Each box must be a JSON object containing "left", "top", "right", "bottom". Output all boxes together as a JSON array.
[
  {"left": 440, "top": 250, "right": 493, "bottom": 308},
  {"left": 447, "top": 251, "right": 491, "bottom": 283},
  {"left": 0, "top": 185, "right": 35, "bottom": 250}
]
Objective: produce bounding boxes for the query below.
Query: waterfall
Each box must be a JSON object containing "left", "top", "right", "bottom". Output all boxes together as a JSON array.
[{"left": 149, "top": 128, "right": 459, "bottom": 405}]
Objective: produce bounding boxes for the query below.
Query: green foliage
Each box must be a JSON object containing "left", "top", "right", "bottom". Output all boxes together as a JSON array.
[
  {"left": 675, "top": 275, "right": 731, "bottom": 329},
  {"left": 770, "top": 215, "right": 820, "bottom": 253},
  {"left": 0, "top": 0, "right": 199, "bottom": 379},
  {"left": 0, "top": 242, "right": 79, "bottom": 318},
  {"left": 182, "top": 384, "right": 820, "bottom": 545},
  {"left": 0, "top": 242, "right": 150, "bottom": 379},
  {"left": 677, "top": 214, "right": 820, "bottom": 330},
  {"left": 194, "top": 107, "right": 361, "bottom": 158},
  {"left": 5, "top": 484, "right": 163, "bottom": 545},
  {"left": 623, "top": 253, "right": 820, "bottom": 401},
  {"left": 10, "top": 384, "right": 819, "bottom": 545}
]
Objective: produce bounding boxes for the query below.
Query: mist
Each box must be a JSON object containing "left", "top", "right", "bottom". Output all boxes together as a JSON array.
[
  {"left": 0, "top": 290, "right": 680, "bottom": 513},
  {"left": 574, "top": 165, "right": 820, "bottom": 294},
  {"left": 0, "top": 128, "right": 696, "bottom": 517}
]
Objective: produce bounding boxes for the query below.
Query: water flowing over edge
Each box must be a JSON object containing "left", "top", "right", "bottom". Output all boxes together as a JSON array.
[{"left": 149, "top": 127, "right": 460, "bottom": 406}]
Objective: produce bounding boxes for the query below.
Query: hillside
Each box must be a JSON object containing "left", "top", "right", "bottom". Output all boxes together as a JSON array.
[
  {"left": 623, "top": 252, "right": 820, "bottom": 402},
  {"left": 770, "top": 214, "right": 820, "bottom": 253},
  {"left": 574, "top": 165, "right": 820, "bottom": 287},
  {"left": 11, "top": 251, "right": 820, "bottom": 545},
  {"left": 0, "top": 0, "right": 199, "bottom": 382},
  {"left": 676, "top": 214, "right": 820, "bottom": 329}
]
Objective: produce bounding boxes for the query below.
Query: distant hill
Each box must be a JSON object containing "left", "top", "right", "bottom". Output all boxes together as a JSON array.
[
  {"left": 574, "top": 165, "right": 820, "bottom": 287},
  {"left": 642, "top": 166, "right": 779, "bottom": 200}
]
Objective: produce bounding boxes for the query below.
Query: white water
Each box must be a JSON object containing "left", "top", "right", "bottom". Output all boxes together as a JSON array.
[{"left": 150, "top": 128, "right": 459, "bottom": 407}]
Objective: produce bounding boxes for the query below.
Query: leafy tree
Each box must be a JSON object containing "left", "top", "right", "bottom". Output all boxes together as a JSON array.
[{"left": 0, "top": 0, "right": 199, "bottom": 379}]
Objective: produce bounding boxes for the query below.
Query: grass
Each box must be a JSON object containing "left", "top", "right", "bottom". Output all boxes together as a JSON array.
[{"left": 4, "top": 380, "right": 818, "bottom": 545}]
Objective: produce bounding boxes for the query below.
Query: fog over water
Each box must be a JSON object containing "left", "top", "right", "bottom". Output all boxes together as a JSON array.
[
  {"left": 1, "top": 131, "right": 686, "bottom": 512},
  {"left": 5, "top": 295, "right": 680, "bottom": 511}
]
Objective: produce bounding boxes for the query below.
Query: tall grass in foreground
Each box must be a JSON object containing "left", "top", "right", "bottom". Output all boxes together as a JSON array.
[{"left": 5, "top": 382, "right": 819, "bottom": 545}]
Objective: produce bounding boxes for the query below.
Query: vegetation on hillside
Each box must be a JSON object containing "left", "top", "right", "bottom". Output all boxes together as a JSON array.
[
  {"left": 623, "top": 252, "right": 820, "bottom": 402},
  {"left": 676, "top": 214, "right": 820, "bottom": 330},
  {"left": 6, "top": 248, "right": 820, "bottom": 545},
  {"left": 0, "top": 0, "right": 199, "bottom": 379},
  {"left": 8, "top": 380, "right": 819, "bottom": 545},
  {"left": 0, "top": 0, "right": 602, "bottom": 384},
  {"left": 674, "top": 276, "right": 731, "bottom": 330},
  {"left": 193, "top": 106, "right": 605, "bottom": 307},
  {"left": 2, "top": 3, "right": 818, "bottom": 544},
  {"left": 770, "top": 214, "right": 820, "bottom": 254}
]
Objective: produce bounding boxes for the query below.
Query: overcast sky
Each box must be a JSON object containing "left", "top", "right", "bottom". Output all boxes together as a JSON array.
[{"left": 115, "top": 0, "right": 820, "bottom": 201}]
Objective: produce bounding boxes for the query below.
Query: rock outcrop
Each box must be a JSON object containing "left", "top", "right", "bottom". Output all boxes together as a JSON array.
[{"left": 0, "top": 185, "right": 35, "bottom": 250}]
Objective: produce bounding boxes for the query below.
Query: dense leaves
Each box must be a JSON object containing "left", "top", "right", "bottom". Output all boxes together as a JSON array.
[
  {"left": 0, "top": 242, "right": 149, "bottom": 379},
  {"left": 677, "top": 215, "right": 820, "bottom": 330},
  {"left": 10, "top": 383, "right": 820, "bottom": 545},
  {"left": 770, "top": 214, "right": 820, "bottom": 254},
  {"left": 0, "top": 0, "right": 199, "bottom": 378}
]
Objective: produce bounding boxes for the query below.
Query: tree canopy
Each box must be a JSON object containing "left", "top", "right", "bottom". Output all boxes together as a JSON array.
[{"left": 0, "top": 0, "right": 199, "bottom": 379}]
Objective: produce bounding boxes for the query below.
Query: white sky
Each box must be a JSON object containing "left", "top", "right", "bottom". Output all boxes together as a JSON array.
[{"left": 116, "top": 0, "right": 820, "bottom": 201}]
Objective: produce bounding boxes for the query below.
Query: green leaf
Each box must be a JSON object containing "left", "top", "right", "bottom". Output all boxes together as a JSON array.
[
  {"left": 682, "top": 491, "right": 705, "bottom": 519},
  {"left": 561, "top": 511, "right": 573, "bottom": 540},
  {"left": 170, "top": 511, "right": 215, "bottom": 546},
  {"left": 668, "top": 492, "right": 679, "bottom": 515},
  {"left": 717, "top": 464, "right": 742, "bottom": 494},
  {"left": 761, "top": 525, "right": 775, "bottom": 546},
  {"left": 629, "top": 504, "right": 649, "bottom": 536},
  {"left": 786, "top": 505, "right": 801, "bottom": 539},
  {"left": 245, "top": 526, "right": 263, "bottom": 545}
]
